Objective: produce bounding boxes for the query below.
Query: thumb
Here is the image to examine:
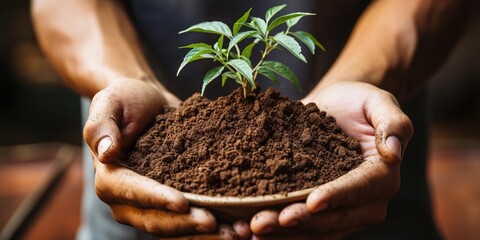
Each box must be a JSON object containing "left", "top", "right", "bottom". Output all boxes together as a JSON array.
[
  {"left": 367, "top": 91, "right": 414, "bottom": 165},
  {"left": 83, "top": 91, "right": 123, "bottom": 164}
]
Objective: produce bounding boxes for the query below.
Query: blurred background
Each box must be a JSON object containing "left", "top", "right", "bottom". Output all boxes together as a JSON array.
[{"left": 0, "top": 1, "right": 479, "bottom": 239}]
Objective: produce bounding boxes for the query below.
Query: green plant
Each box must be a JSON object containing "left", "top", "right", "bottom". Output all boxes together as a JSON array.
[{"left": 177, "top": 4, "right": 325, "bottom": 97}]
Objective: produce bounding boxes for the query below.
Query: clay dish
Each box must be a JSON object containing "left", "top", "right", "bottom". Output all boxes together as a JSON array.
[{"left": 183, "top": 187, "right": 315, "bottom": 223}]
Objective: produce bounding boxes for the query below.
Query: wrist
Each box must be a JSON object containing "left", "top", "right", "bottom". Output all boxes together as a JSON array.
[
  {"left": 310, "top": 52, "right": 410, "bottom": 101},
  {"left": 89, "top": 71, "right": 181, "bottom": 107},
  {"left": 62, "top": 63, "right": 114, "bottom": 98},
  {"left": 70, "top": 62, "right": 162, "bottom": 99}
]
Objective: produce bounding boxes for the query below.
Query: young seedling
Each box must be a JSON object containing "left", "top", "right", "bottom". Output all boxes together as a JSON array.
[{"left": 177, "top": 4, "right": 325, "bottom": 97}]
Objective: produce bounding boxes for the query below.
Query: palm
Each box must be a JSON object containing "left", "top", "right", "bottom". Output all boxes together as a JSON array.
[
  {"left": 249, "top": 81, "right": 413, "bottom": 238},
  {"left": 92, "top": 78, "right": 178, "bottom": 152},
  {"left": 303, "top": 82, "right": 382, "bottom": 160},
  {"left": 84, "top": 79, "right": 227, "bottom": 237}
]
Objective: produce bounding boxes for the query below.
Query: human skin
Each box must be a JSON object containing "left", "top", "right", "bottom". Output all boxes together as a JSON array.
[
  {"left": 31, "top": 0, "right": 222, "bottom": 237},
  {"left": 31, "top": 0, "right": 470, "bottom": 239},
  {"left": 249, "top": 0, "right": 470, "bottom": 239}
]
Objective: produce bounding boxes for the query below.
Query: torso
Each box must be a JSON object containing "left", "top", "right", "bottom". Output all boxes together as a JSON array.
[{"left": 128, "top": 0, "right": 371, "bottom": 100}]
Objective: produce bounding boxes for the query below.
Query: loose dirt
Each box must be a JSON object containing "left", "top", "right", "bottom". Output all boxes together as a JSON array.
[{"left": 125, "top": 88, "right": 363, "bottom": 197}]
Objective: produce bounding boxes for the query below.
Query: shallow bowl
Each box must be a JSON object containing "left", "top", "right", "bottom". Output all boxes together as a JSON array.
[{"left": 183, "top": 187, "right": 315, "bottom": 223}]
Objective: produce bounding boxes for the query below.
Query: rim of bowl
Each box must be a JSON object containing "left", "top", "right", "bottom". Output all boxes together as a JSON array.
[{"left": 183, "top": 187, "right": 315, "bottom": 207}]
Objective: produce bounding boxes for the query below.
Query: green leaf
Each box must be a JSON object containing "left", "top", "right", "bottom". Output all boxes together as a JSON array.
[
  {"left": 179, "top": 21, "right": 232, "bottom": 38},
  {"left": 228, "top": 31, "right": 256, "bottom": 52},
  {"left": 177, "top": 48, "right": 214, "bottom": 76},
  {"left": 294, "top": 31, "right": 325, "bottom": 52},
  {"left": 218, "top": 35, "right": 224, "bottom": 50},
  {"left": 201, "top": 66, "right": 224, "bottom": 95},
  {"left": 228, "top": 59, "right": 255, "bottom": 89},
  {"left": 239, "top": 55, "right": 252, "bottom": 67},
  {"left": 257, "top": 66, "right": 280, "bottom": 85},
  {"left": 286, "top": 16, "right": 302, "bottom": 29},
  {"left": 223, "top": 71, "right": 244, "bottom": 86},
  {"left": 241, "top": 42, "right": 256, "bottom": 59},
  {"left": 221, "top": 71, "right": 237, "bottom": 87},
  {"left": 265, "top": 4, "right": 286, "bottom": 23},
  {"left": 268, "top": 12, "right": 315, "bottom": 32},
  {"left": 214, "top": 35, "right": 225, "bottom": 52},
  {"left": 250, "top": 17, "right": 267, "bottom": 37},
  {"left": 233, "top": 8, "right": 251, "bottom": 35},
  {"left": 179, "top": 43, "right": 212, "bottom": 49},
  {"left": 261, "top": 61, "right": 302, "bottom": 91},
  {"left": 291, "top": 31, "right": 315, "bottom": 54},
  {"left": 273, "top": 33, "right": 307, "bottom": 62}
]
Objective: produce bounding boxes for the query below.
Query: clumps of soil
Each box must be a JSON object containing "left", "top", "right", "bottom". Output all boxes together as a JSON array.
[{"left": 125, "top": 88, "right": 363, "bottom": 197}]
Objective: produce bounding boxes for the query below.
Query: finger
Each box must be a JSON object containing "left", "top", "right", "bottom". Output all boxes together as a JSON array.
[
  {"left": 217, "top": 224, "right": 241, "bottom": 240},
  {"left": 251, "top": 226, "right": 366, "bottom": 240},
  {"left": 252, "top": 204, "right": 371, "bottom": 240},
  {"left": 111, "top": 205, "right": 217, "bottom": 237},
  {"left": 306, "top": 158, "right": 399, "bottom": 212},
  {"left": 366, "top": 90, "right": 414, "bottom": 164},
  {"left": 233, "top": 220, "right": 252, "bottom": 239},
  {"left": 250, "top": 210, "right": 279, "bottom": 235},
  {"left": 83, "top": 90, "right": 123, "bottom": 163},
  {"left": 163, "top": 224, "right": 240, "bottom": 240},
  {"left": 94, "top": 159, "right": 189, "bottom": 212},
  {"left": 252, "top": 232, "right": 320, "bottom": 240},
  {"left": 279, "top": 202, "right": 385, "bottom": 233}
]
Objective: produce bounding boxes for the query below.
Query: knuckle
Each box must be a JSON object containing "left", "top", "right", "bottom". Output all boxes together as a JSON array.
[
  {"left": 142, "top": 220, "right": 162, "bottom": 236},
  {"left": 401, "top": 116, "right": 414, "bottom": 140},
  {"left": 94, "top": 182, "right": 108, "bottom": 202},
  {"left": 82, "top": 121, "right": 94, "bottom": 139},
  {"left": 83, "top": 117, "right": 101, "bottom": 147},
  {"left": 370, "top": 203, "right": 387, "bottom": 224},
  {"left": 111, "top": 209, "right": 127, "bottom": 225},
  {"left": 94, "top": 174, "right": 111, "bottom": 203},
  {"left": 390, "top": 178, "right": 401, "bottom": 195},
  {"left": 376, "top": 89, "right": 399, "bottom": 106},
  {"left": 91, "top": 89, "right": 108, "bottom": 104},
  {"left": 371, "top": 211, "right": 386, "bottom": 225}
]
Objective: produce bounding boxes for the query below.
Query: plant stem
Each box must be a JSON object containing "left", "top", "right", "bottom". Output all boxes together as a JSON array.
[{"left": 252, "top": 42, "right": 277, "bottom": 82}]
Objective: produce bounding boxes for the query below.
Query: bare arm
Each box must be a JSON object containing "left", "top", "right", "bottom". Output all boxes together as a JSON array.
[
  {"left": 31, "top": 0, "right": 225, "bottom": 237},
  {"left": 31, "top": 0, "right": 175, "bottom": 101},
  {"left": 310, "top": 0, "right": 471, "bottom": 101},
  {"left": 252, "top": 0, "right": 471, "bottom": 238}
]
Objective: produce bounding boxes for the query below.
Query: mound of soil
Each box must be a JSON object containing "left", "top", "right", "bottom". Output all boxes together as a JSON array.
[{"left": 125, "top": 88, "right": 363, "bottom": 197}]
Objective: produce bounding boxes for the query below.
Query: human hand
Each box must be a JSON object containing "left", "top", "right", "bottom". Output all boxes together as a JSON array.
[
  {"left": 162, "top": 222, "right": 251, "bottom": 240},
  {"left": 249, "top": 81, "right": 414, "bottom": 239},
  {"left": 83, "top": 78, "right": 223, "bottom": 237},
  {"left": 83, "top": 77, "right": 180, "bottom": 164}
]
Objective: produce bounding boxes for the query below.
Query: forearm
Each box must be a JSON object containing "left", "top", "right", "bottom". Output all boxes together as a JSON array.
[
  {"left": 312, "top": 0, "right": 470, "bottom": 101},
  {"left": 32, "top": 0, "right": 167, "bottom": 98}
]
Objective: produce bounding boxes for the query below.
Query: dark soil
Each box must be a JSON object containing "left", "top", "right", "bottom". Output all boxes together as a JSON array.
[{"left": 125, "top": 88, "right": 363, "bottom": 197}]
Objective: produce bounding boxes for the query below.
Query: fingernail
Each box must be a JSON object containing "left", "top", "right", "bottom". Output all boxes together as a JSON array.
[
  {"left": 386, "top": 136, "right": 402, "bottom": 159},
  {"left": 97, "top": 136, "right": 112, "bottom": 156},
  {"left": 312, "top": 202, "right": 328, "bottom": 213},
  {"left": 191, "top": 209, "right": 215, "bottom": 232}
]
